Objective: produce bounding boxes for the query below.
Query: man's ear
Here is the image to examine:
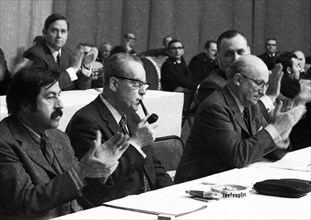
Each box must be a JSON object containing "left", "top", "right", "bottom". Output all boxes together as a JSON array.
[
  {"left": 109, "top": 77, "right": 119, "bottom": 91},
  {"left": 287, "top": 66, "right": 292, "bottom": 75},
  {"left": 233, "top": 73, "right": 242, "bottom": 86},
  {"left": 42, "top": 28, "right": 46, "bottom": 36}
]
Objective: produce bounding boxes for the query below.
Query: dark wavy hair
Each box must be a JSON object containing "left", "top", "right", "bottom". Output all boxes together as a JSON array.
[{"left": 6, "top": 65, "right": 60, "bottom": 114}]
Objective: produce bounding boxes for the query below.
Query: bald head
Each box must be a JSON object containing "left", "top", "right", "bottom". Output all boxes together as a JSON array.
[{"left": 227, "top": 55, "right": 269, "bottom": 106}]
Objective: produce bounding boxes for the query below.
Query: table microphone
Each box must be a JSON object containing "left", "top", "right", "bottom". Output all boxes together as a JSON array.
[{"left": 139, "top": 100, "right": 158, "bottom": 124}]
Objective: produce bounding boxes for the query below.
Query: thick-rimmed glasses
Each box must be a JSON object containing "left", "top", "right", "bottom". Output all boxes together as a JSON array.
[
  {"left": 240, "top": 74, "right": 269, "bottom": 88},
  {"left": 114, "top": 76, "right": 150, "bottom": 90}
]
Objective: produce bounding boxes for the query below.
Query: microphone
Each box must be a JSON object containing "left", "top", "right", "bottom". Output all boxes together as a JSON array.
[{"left": 139, "top": 100, "right": 158, "bottom": 124}]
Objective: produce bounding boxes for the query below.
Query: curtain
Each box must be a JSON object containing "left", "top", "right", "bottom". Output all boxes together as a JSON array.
[{"left": 0, "top": 0, "right": 310, "bottom": 71}]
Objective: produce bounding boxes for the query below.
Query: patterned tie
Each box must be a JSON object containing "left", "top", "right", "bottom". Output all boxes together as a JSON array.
[
  {"left": 243, "top": 107, "right": 251, "bottom": 133},
  {"left": 40, "top": 133, "right": 55, "bottom": 167},
  {"left": 119, "top": 116, "right": 129, "bottom": 135},
  {"left": 143, "top": 171, "right": 151, "bottom": 192}
]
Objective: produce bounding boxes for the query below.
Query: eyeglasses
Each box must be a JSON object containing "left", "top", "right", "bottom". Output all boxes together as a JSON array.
[
  {"left": 114, "top": 76, "right": 150, "bottom": 90},
  {"left": 240, "top": 74, "right": 269, "bottom": 88},
  {"left": 170, "top": 46, "right": 184, "bottom": 50},
  {"left": 266, "top": 44, "right": 277, "bottom": 46}
]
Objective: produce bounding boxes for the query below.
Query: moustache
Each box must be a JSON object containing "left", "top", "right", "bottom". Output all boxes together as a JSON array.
[{"left": 51, "top": 108, "right": 63, "bottom": 120}]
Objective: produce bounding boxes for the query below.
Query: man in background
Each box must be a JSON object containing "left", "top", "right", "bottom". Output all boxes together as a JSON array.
[
  {"left": 110, "top": 33, "right": 137, "bottom": 56},
  {"left": 0, "top": 48, "right": 11, "bottom": 95},
  {"left": 258, "top": 38, "right": 279, "bottom": 70},
  {"left": 23, "top": 13, "right": 98, "bottom": 90},
  {"left": 188, "top": 40, "right": 218, "bottom": 84}
]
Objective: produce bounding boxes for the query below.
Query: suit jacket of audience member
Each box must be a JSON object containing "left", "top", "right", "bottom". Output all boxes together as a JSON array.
[
  {"left": 197, "top": 68, "right": 227, "bottom": 103},
  {"left": 161, "top": 57, "right": 198, "bottom": 92},
  {"left": 23, "top": 41, "right": 91, "bottom": 90},
  {"left": 0, "top": 48, "right": 11, "bottom": 95},
  {"left": 174, "top": 85, "right": 289, "bottom": 183},
  {"left": 258, "top": 52, "right": 279, "bottom": 70},
  {"left": 188, "top": 52, "right": 218, "bottom": 84},
  {"left": 0, "top": 115, "right": 90, "bottom": 219},
  {"left": 65, "top": 96, "right": 173, "bottom": 206}
]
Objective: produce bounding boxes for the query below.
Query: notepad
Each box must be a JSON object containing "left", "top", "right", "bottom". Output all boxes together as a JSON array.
[{"left": 103, "top": 194, "right": 207, "bottom": 217}]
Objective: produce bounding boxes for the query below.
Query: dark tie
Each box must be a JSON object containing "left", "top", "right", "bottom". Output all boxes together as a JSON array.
[
  {"left": 40, "top": 133, "right": 55, "bottom": 166},
  {"left": 119, "top": 116, "right": 129, "bottom": 135},
  {"left": 243, "top": 107, "right": 251, "bottom": 133},
  {"left": 56, "top": 52, "right": 61, "bottom": 69}
]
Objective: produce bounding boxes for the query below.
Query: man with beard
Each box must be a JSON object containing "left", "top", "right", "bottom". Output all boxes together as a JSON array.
[
  {"left": 175, "top": 55, "right": 307, "bottom": 183},
  {"left": 23, "top": 13, "right": 98, "bottom": 91},
  {"left": 0, "top": 65, "right": 130, "bottom": 219}
]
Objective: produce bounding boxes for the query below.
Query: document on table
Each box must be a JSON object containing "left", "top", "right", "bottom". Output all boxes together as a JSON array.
[
  {"left": 103, "top": 194, "right": 207, "bottom": 217},
  {"left": 270, "top": 159, "right": 311, "bottom": 172}
]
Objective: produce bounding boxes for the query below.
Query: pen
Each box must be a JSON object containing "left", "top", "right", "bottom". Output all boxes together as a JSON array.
[{"left": 186, "top": 190, "right": 223, "bottom": 199}]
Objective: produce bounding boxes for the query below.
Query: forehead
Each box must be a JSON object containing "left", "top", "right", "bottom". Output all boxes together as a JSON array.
[
  {"left": 102, "top": 44, "right": 111, "bottom": 50},
  {"left": 219, "top": 35, "right": 247, "bottom": 52},
  {"left": 294, "top": 51, "right": 304, "bottom": 59},
  {"left": 291, "top": 57, "right": 299, "bottom": 65},
  {"left": 48, "top": 20, "right": 68, "bottom": 30},
  {"left": 127, "top": 33, "right": 135, "bottom": 38},
  {"left": 266, "top": 39, "right": 276, "bottom": 44},
  {"left": 170, "top": 42, "right": 183, "bottom": 47},
  {"left": 209, "top": 42, "right": 217, "bottom": 49},
  {"left": 127, "top": 60, "right": 145, "bottom": 79},
  {"left": 39, "top": 82, "right": 60, "bottom": 96}
]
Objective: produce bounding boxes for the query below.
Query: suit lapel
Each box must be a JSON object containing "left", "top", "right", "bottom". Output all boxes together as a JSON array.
[
  {"left": 9, "top": 116, "right": 57, "bottom": 175},
  {"left": 222, "top": 86, "right": 250, "bottom": 135},
  {"left": 41, "top": 42, "right": 59, "bottom": 72}
]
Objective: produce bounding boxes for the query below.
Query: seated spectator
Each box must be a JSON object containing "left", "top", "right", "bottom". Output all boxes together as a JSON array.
[
  {"left": 258, "top": 38, "right": 280, "bottom": 70},
  {"left": 0, "top": 64, "right": 129, "bottom": 219},
  {"left": 140, "top": 35, "right": 173, "bottom": 57},
  {"left": 23, "top": 13, "right": 97, "bottom": 91},
  {"left": 175, "top": 55, "right": 306, "bottom": 183},
  {"left": 97, "top": 42, "right": 112, "bottom": 65},
  {"left": 188, "top": 40, "right": 218, "bottom": 84},
  {"left": 0, "top": 48, "right": 11, "bottom": 95},
  {"left": 161, "top": 39, "right": 198, "bottom": 92},
  {"left": 275, "top": 52, "right": 301, "bottom": 99},
  {"left": 293, "top": 50, "right": 309, "bottom": 76},
  {"left": 66, "top": 53, "right": 173, "bottom": 206},
  {"left": 110, "top": 33, "right": 137, "bottom": 56}
]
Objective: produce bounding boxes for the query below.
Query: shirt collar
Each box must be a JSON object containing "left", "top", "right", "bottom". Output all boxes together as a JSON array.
[
  {"left": 46, "top": 43, "right": 62, "bottom": 62},
  {"left": 99, "top": 95, "right": 123, "bottom": 123}
]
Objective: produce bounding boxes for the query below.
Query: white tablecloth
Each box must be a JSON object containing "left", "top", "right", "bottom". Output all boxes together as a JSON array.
[
  {"left": 0, "top": 89, "right": 183, "bottom": 138},
  {"left": 55, "top": 147, "right": 311, "bottom": 220}
]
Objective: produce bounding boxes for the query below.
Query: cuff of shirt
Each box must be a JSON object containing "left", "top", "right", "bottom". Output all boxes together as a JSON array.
[
  {"left": 81, "top": 64, "right": 93, "bottom": 77},
  {"left": 68, "top": 167, "right": 86, "bottom": 196},
  {"left": 260, "top": 95, "right": 275, "bottom": 112},
  {"left": 265, "top": 124, "right": 282, "bottom": 143},
  {"left": 66, "top": 67, "right": 78, "bottom": 81},
  {"left": 129, "top": 140, "right": 146, "bottom": 158}
]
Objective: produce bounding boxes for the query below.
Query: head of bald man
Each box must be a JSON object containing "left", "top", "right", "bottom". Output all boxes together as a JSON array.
[{"left": 226, "top": 55, "right": 269, "bottom": 107}]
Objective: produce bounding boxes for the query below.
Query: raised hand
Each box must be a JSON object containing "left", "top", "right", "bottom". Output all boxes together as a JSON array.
[
  {"left": 130, "top": 116, "right": 158, "bottom": 147},
  {"left": 266, "top": 63, "right": 283, "bottom": 101}
]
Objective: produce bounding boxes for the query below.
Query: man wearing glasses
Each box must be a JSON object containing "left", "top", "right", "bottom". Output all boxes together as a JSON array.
[
  {"left": 175, "top": 55, "right": 306, "bottom": 183},
  {"left": 66, "top": 53, "right": 173, "bottom": 207},
  {"left": 258, "top": 38, "right": 279, "bottom": 70},
  {"left": 161, "top": 39, "right": 198, "bottom": 92}
]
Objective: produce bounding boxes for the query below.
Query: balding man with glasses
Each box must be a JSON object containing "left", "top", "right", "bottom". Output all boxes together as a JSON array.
[
  {"left": 175, "top": 55, "right": 306, "bottom": 183},
  {"left": 66, "top": 53, "right": 173, "bottom": 207}
]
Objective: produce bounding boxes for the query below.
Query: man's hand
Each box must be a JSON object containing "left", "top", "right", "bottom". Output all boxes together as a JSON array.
[
  {"left": 293, "top": 79, "right": 311, "bottom": 106},
  {"left": 82, "top": 47, "right": 98, "bottom": 67},
  {"left": 266, "top": 63, "right": 283, "bottom": 102},
  {"left": 77, "top": 130, "right": 129, "bottom": 179},
  {"left": 271, "top": 100, "right": 306, "bottom": 140},
  {"left": 71, "top": 49, "right": 84, "bottom": 72},
  {"left": 130, "top": 116, "right": 158, "bottom": 147}
]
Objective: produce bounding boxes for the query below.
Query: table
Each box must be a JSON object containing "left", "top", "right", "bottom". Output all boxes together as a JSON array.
[
  {"left": 55, "top": 147, "right": 311, "bottom": 220},
  {"left": 0, "top": 89, "right": 183, "bottom": 138}
]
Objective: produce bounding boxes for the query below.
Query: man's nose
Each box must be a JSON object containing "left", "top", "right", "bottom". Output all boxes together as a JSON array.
[{"left": 55, "top": 97, "right": 64, "bottom": 109}]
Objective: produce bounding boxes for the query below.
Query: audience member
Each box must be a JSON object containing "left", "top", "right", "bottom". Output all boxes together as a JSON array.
[
  {"left": 161, "top": 39, "right": 198, "bottom": 92},
  {"left": 66, "top": 53, "right": 173, "bottom": 206},
  {"left": 0, "top": 48, "right": 11, "bottom": 95},
  {"left": 258, "top": 38, "right": 280, "bottom": 70},
  {"left": 140, "top": 35, "right": 173, "bottom": 57},
  {"left": 0, "top": 65, "right": 130, "bottom": 219},
  {"left": 23, "top": 13, "right": 98, "bottom": 91},
  {"left": 188, "top": 40, "right": 218, "bottom": 84},
  {"left": 110, "top": 33, "right": 137, "bottom": 56},
  {"left": 97, "top": 42, "right": 112, "bottom": 64},
  {"left": 293, "top": 50, "right": 309, "bottom": 75},
  {"left": 175, "top": 55, "right": 306, "bottom": 183},
  {"left": 275, "top": 52, "right": 301, "bottom": 99}
]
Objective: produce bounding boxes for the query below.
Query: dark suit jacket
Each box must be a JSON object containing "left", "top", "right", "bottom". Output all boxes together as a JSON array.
[
  {"left": 0, "top": 48, "right": 11, "bottom": 95},
  {"left": 188, "top": 53, "right": 218, "bottom": 84},
  {"left": 197, "top": 68, "right": 227, "bottom": 103},
  {"left": 175, "top": 86, "right": 289, "bottom": 183},
  {"left": 0, "top": 115, "right": 85, "bottom": 219},
  {"left": 23, "top": 41, "right": 91, "bottom": 90},
  {"left": 258, "top": 52, "right": 279, "bottom": 70},
  {"left": 161, "top": 57, "right": 198, "bottom": 92},
  {"left": 66, "top": 96, "right": 173, "bottom": 205}
]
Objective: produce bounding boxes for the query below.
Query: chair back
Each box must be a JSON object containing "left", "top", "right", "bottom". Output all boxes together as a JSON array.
[
  {"left": 141, "top": 57, "right": 161, "bottom": 90},
  {"left": 182, "top": 90, "right": 198, "bottom": 127},
  {"left": 150, "top": 135, "right": 184, "bottom": 180}
]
